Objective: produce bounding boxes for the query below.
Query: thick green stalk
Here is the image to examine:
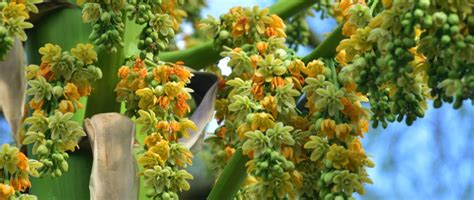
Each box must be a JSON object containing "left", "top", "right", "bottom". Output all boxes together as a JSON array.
[
  {"left": 25, "top": 6, "right": 92, "bottom": 200},
  {"left": 302, "top": 25, "right": 344, "bottom": 63},
  {"left": 84, "top": 48, "right": 124, "bottom": 117},
  {"left": 206, "top": 25, "right": 345, "bottom": 200},
  {"left": 160, "top": 0, "right": 318, "bottom": 69},
  {"left": 207, "top": 149, "right": 249, "bottom": 200}
]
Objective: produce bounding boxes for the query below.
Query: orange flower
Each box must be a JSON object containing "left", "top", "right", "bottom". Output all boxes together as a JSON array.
[
  {"left": 29, "top": 99, "right": 44, "bottom": 111},
  {"left": 170, "top": 121, "right": 180, "bottom": 133},
  {"left": 0, "top": 184, "right": 14, "bottom": 199},
  {"left": 281, "top": 145, "right": 294, "bottom": 160},
  {"left": 224, "top": 146, "right": 235, "bottom": 161},
  {"left": 118, "top": 66, "right": 130, "bottom": 79},
  {"left": 133, "top": 58, "right": 147, "bottom": 78},
  {"left": 321, "top": 119, "right": 336, "bottom": 138},
  {"left": 39, "top": 63, "right": 54, "bottom": 80},
  {"left": 64, "top": 83, "right": 81, "bottom": 100},
  {"left": 251, "top": 83, "right": 265, "bottom": 100},
  {"left": 216, "top": 127, "right": 227, "bottom": 138},
  {"left": 16, "top": 152, "right": 28, "bottom": 171},
  {"left": 173, "top": 93, "right": 191, "bottom": 116},
  {"left": 250, "top": 55, "right": 261, "bottom": 68},
  {"left": 77, "top": 83, "right": 92, "bottom": 96},
  {"left": 156, "top": 121, "right": 170, "bottom": 132},
  {"left": 270, "top": 77, "right": 285, "bottom": 90},
  {"left": 172, "top": 64, "right": 192, "bottom": 82},
  {"left": 58, "top": 100, "right": 75, "bottom": 113},
  {"left": 157, "top": 96, "right": 170, "bottom": 109},
  {"left": 232, "top": 16, "right": 249, "bottom": 37},
  {"left": 10, "top": 177, "right": 31, "bottom": 192},
  {"left": 256, "top": 42, "right": 268, "bottom": 55}
]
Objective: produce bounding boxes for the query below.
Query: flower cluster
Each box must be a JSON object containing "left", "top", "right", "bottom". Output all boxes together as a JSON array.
[
  {"left": 336, "top": 0, "right": 473, "bottom": 128},
  {"left": 336, "top": 0, "right": 429, "bottom": 127},
  {"left": 0, "top": 0, "right": 42, "bottom": 60},
  {"left": 203, "top": 5, "right": 374, "bottom": 199},
  {"left": 302, "top": 60, "right": 374, "bottom": 199},
  {"left": 115, "top": 58, "right": 196, "bottom": 199},
  {"left": 23, "top": 43, "right": 101, "bottom": 177},
  {"left": 126, "top": 0, "right": 187, "bottom": 61},
  {"left": 416, "top": 1, "right": 474, "bottom": 108},
  {"left": 0, "top": 144, "right": 42, "bottom": 200},
  {"left": 79, "top": 0, "right": 127, "bottom": 53},
  {"left": 200, "top": 6, "right": 286, "bottom": 49}
]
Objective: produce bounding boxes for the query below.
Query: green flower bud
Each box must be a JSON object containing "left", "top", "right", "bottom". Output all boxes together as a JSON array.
[
  {"left": 433, "top": 12, "right": 447, "bottom": 26},
  {"left": 36, "top": 145, "right": 49, "bottom": 155},
  {"left": 447, "top": 14, "right": 459, "bottom": 25},
  {"left": 52, "top": 86, "right": 64, "bottom": 98},
  {"left": 60, "top": 161, "right": 69, "bottom": 172},
  {"left": 441, "top": 35, "right": 451, "bottom": 44},
  {"left": 145, "top": 188, "right": 156, "bottom": 197},
  {"left": 419, "top": 0, "right": 430, "bottom": 9}
]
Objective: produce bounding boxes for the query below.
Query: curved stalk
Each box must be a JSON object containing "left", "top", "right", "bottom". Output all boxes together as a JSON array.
[
  {"left": 160, "top": 0, "right": 318, "bottom": 70},
  {"left": 207, "top": 149, "right": 249, "bottom": 200},
  {"left": 302, "top": 25, "right": 344, "bottom": 63}
]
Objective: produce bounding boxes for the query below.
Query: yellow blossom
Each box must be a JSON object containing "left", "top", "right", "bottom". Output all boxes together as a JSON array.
[{"left": 71, "top": 43, "right": 97, "bottom": 64}]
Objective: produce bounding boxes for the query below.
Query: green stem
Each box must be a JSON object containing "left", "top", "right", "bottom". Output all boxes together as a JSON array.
[
  {"left": 302, "top": 25, "right": 344, "bottom": 63},
  {"left": 84, "top": 49, "right": 124, "bottom": 117},
  {"left": 207, "top": 149, "right": 249, "bottom": 200},
  {"left": 160, "top": 0, "right": 318, "bottom": 70},
  {"left": 84, "top": 13, "right": 126, "bottom": 117}
]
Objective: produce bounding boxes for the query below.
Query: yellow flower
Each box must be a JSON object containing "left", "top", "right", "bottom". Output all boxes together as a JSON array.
[
  {"left": 149, "top": 140, "right": 170, "bottom": 162},
  {"left": 224, "top": 146, "right": 235, "bottom": 161},
  {"left": 135, "top": 88, "right": 157, "bottom": 110},
  {"left": 0, "top": 184, "right": 14, "bottom": 199},
  {"left": 10, "top": 176, "right": 31, "bottom": 192},
  {"left": 71, "top": 43, "right": 97, "bottom": 64},
  {"left": 2, "top": 2, "right": 29, "bottom": 19},
  {"left": 179, "top": 118, "right": 198, "bottom": 139},
  {"left": 261, "top": 96, "right": 277, "bottom": 117},
  {"left": 251, "top": 112, "right": 275, "bottom": 132},
  {"left": 118, "top": 66, "right": 130, "bottom": 79},
  {"left": 231, "top": 16, "right": 250, "bottom": 37},
  {"left": 303, "top": 60, "right": 326, "bottom": 78},
  {"left": 256, "top": 42, "right": 268, "bottom": 55},
  {"left": 335, "top": 123, "right": 353, "bottom": 140},
  {"left": 164, "top": 82, "right": 184, "bottom": 98},
  {"left": 58, "top": 100, "right": 75, "bottom": 113},
  {"left": 144, "top": 133, "right": 162, "bottom": 148},
  {"left": 63, "top": 83, "right": 83, "bottom": 108},
  {"left": 321, "top": 119, "right": 336, "bottom": 138},
  {"left": 39, "top": 43, "right": 62, "bottom": 63},
  {"left": 153, "top": 65, "right": 170, "bottom": 84}
]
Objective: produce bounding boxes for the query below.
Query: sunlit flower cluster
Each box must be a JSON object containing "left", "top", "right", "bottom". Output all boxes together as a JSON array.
[
  {"left": 0, "top": 144, "right": 42, "bottom": 200},
  {"left": 200, "top": 6, "right": 286, "bottom": 49},
  {"left": 115, "top": 58, "right": 196, "bottom": 199},
  {"left": 201, "top": 5, "right": 376, "bottom": 199},
  {"left": 336, "top": 0, "right": 429, "bottom": 127},
  {"left": 23, "top": 43, "right": 101, "bottom": 177},
  {"left": 0, "top": 0, "right": 42, "bottom": 60}
]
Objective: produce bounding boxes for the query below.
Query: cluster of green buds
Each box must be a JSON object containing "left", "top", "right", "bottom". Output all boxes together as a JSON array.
[
  {"left": 23, "top": 43, "right": 102, "bottom": 177},
  {"left": 126, "top": 0, "right": 186, "bottom": 61},
  {"left": 200, "top": 6, "right": 286, "bottom": 50},
  {"left": 416, "top": 1, "right": 474, "bottom": 108},
  {"left": 302, "top": 59, "right": 374, "bottom": 199},
  {"left": 79, "top": 0, "right": 127, "bottom": 53},
  {"left": 115, "top": 58, "right": 196, "bottom": 199},
  {"left": 0, "top": 144, "right": 42, "bottom": 200},
  {"left": 0, "top": 0, "right": 42, "bottom": 60},
  {"left": 286, "top": 12, "right": 311, "bottom": 51},
  {"left": 336, "top": 0, "right": 430, "bottom": 127}
]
